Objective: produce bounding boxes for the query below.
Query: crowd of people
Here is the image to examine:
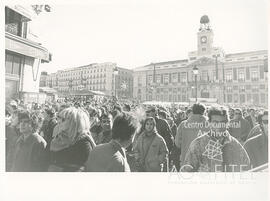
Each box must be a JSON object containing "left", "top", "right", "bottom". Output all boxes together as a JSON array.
[{"left": 5, "top": 96, "right": 268, "bottom": 172}]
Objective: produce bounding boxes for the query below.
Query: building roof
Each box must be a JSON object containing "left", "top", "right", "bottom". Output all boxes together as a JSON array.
[
  {"left": 225, "top": 50, "right": 268, "bottom": 58},
  {"left": 145, "top": 59, "right": 188, "bottom": 66},
  {"left": 134, "top": 59, "right": 189, "bottom": 71}
]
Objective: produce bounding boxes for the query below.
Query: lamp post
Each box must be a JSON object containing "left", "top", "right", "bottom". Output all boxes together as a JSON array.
[
  {"left": 113, "top": 67, "right": 119, "bottom": 97},
  {"left": 193, "top": 65, "right": 199, "bottom": 102}
]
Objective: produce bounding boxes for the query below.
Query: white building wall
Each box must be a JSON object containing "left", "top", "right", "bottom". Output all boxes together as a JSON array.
[{"left": 21, "top": 57, "right": 41, "bottom": 93}]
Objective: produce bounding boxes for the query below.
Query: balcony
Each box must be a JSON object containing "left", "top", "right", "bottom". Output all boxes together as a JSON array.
[{"left": 5, "top": 32, "right": 51, "bottom": 62}]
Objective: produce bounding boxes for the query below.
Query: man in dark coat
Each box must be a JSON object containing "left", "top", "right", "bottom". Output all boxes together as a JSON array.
[
  {"left": 245, "top": 108, "right": 258, "bottom": 129},
  {"left": 41, "top": 108, "right": 57, "bottom": 146}
]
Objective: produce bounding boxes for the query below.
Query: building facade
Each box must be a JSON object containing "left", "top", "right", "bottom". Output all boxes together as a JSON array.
[
  {"left": 133, "top": 16, "right": 268, "bottom": 107},
  {"left": 45, "top": 62, "right": 133, "bottom": 98},
  {"left": 39, "top": 71, "right": 48, "bottom": 87},
  {"left": 5, "top": 5, "right": 51, "bottom": 103}
]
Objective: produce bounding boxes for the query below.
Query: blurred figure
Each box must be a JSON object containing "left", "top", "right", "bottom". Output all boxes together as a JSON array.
[
  {"left": 41, "top": 108, "right": 57, "bottom": 145},
  {"left": 175, "top": 103, "right": 209, "bottom": 168},
  {"left": 244, "top": 111, "right": 268, "bottom": 169},
  {"left": 228, "top": 108, "right": 234, "bottom": 120},
  {"left": 85, "top": 113, "right": 138, "bottom": 172},
  {"left": 228, "top": 108, "right": 251, "bottom": 144},
  {"left": 6, "top": 107, "right": 21, "bottom": 171},
  {"left": 245, "top": 108, "right": 258, "bottom": 129},
  {"left": 182, "top": 107, "right": 250, "bottom": 172},
  {"left": 11, "top": 111, "right": 47, "bottom": 171},
  {"left": 91, "top": 114, "right": 113, "bottom": 145},
  {"left": 134, "top": 117, "right": 168, "bottom": 172},
  {"left": 146, "top": 107, "right": 174, "bottom": 154},
  {"left": 123, "top": 104, "right": 131, "bottom": 112},
  {"left": 49, "top": 107, "right": 96, "bottom": 172}
]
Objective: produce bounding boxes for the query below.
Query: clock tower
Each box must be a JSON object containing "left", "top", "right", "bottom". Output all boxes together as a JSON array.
[{"left": 197, "top": 15, "right": 214, "bottom": 56}]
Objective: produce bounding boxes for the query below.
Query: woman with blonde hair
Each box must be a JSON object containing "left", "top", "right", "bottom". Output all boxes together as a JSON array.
[
  {"left": 49, "top": 107, "right": 96, "bottom": 171},
  {"left": 134, "top": 117, "right": 168, "bottom": 172}
]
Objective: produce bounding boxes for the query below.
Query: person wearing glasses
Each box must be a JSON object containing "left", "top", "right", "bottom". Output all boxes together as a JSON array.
[
  {"left": 228, "top": 108, "right": 251, "bottom": 144},
  {"left": 91, "top": 114, "right": 113, "bottom": 145},
  {"left": 244, "top": 111, "right": 268, "bottom": 169},
  {"left": 181, "top": 107, "right": 250, "bottom": 172},
  {"left": 11, "top": 111, "right": 47, "bottom": 172}
]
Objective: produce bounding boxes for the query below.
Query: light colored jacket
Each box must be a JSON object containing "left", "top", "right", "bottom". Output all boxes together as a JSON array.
[
  {"left": 175, "top": 114, "right": 209, "bottom": 164},
  {"left": 134, "top": 132, "right": 168, "bottom": 172},
  {"left": 85, "top": 140, "right": 130, "bottom": 172},
  {"left": 182, "top": 131, "right": 250, "bottom": 172}
]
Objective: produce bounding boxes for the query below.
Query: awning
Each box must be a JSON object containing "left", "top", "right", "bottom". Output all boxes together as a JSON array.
[
  {"left": 5, "top": 32, "right": 51, "bottom": 62},
  {"left": 69, "top": 90, "right": 106, "bottom": 96},
  {"left": 39, "top": 87, "right": 57, "bottom": 94}
]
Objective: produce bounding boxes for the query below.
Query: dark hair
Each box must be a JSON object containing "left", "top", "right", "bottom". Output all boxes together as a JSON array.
[
  {"left": 192, "top": 103, "right": 206, "bottom": 115},
  {"left": 208, "top": 107, "right": 229, "bottom": 123},
  {"left": 99, "top": 113, "right": 112, "bottom": 121},
  {"left": 113, "top": 105, "right": 122, "bottom": 113},
  {"left": 143, "top": 117, "right": 156, "bottom": 130},
  {"left": 186, "top": 108, "right": 192, "bottom": 115},
  {"left": 112, "top": 113, "right": 138, "bottom": 142},
  {"left": 124, "top": 104, "right": 131, "bottom": 112},
  {"left": 234, "top": 108, "right": 242, "bottom": 116},
  {"left": 18, "top": 111, "right": 42, "bottom": 133},
  {"left": 258, "top": 111, "right": 268, "bottom": 124},
  {"left": 6, "top": 109, "right": 11, "bottom": 117},
  {"left": 45, "top": 108, "right": 56, "bottom": 117},
  {"left": 158, "top": 110, "right": 167, "bottom": 119}
]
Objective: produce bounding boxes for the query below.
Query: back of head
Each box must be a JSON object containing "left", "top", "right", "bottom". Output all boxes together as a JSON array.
[
  {"left": 59, "top": 107, "right": 90, "bottom": 140},
  {"left": 158, "top": 110, "right": 167, "bottom": 119},
  {"left": 18, "top": 110, "right": 43, "bottom": 133},
  {"left": 112, "top": 113, "right": 139, "bottom": 142},
  {"left": 192, "top": 103, "right": 206, "bottom": 115},
  {"left": 207, "top": 106, "right": 229, "bottom": 123}
]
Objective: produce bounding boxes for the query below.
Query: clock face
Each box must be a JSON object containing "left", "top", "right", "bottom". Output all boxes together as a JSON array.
[{"left": 201, "top": 36, "right": 207, "bottom": 43}]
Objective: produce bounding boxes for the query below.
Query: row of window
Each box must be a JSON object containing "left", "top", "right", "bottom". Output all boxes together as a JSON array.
[
  {"left": 59, "top": 69, "right": 107, "bottom": 77},
  {"left": 145, "top": 94, "right": 188, "bottom": 102},
  {"left": 224, "top": 66, "right": 265, "bottom": 81},
  {"left": 59, "top": 85, "right": 106, "bottom": 91},
  {"left": 226, "top": 93, "right": 267, "bottom": 104},
  {"left": 141, "top": 66, "right": 265, "bottom": 85},
  {"left": 226, "top": 85, "right": 267, "bottom": 92}
]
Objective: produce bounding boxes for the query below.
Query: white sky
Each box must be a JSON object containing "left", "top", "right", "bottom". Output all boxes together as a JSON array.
[{"left": 28, "top": 0, "right": 268, "bottom": 73}]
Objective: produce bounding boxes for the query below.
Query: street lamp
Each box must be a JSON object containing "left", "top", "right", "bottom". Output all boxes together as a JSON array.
[
  {"left": 193, "top": 65, "right": 199, "bottom": 102},
  {"left": 113, "top": 67, "right": 119, "bottom": 97}
]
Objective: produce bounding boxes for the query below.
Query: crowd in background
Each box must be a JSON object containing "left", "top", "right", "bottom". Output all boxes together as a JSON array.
[{"left": 5, "top": 96, "right": 268, "bottom": 172}]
